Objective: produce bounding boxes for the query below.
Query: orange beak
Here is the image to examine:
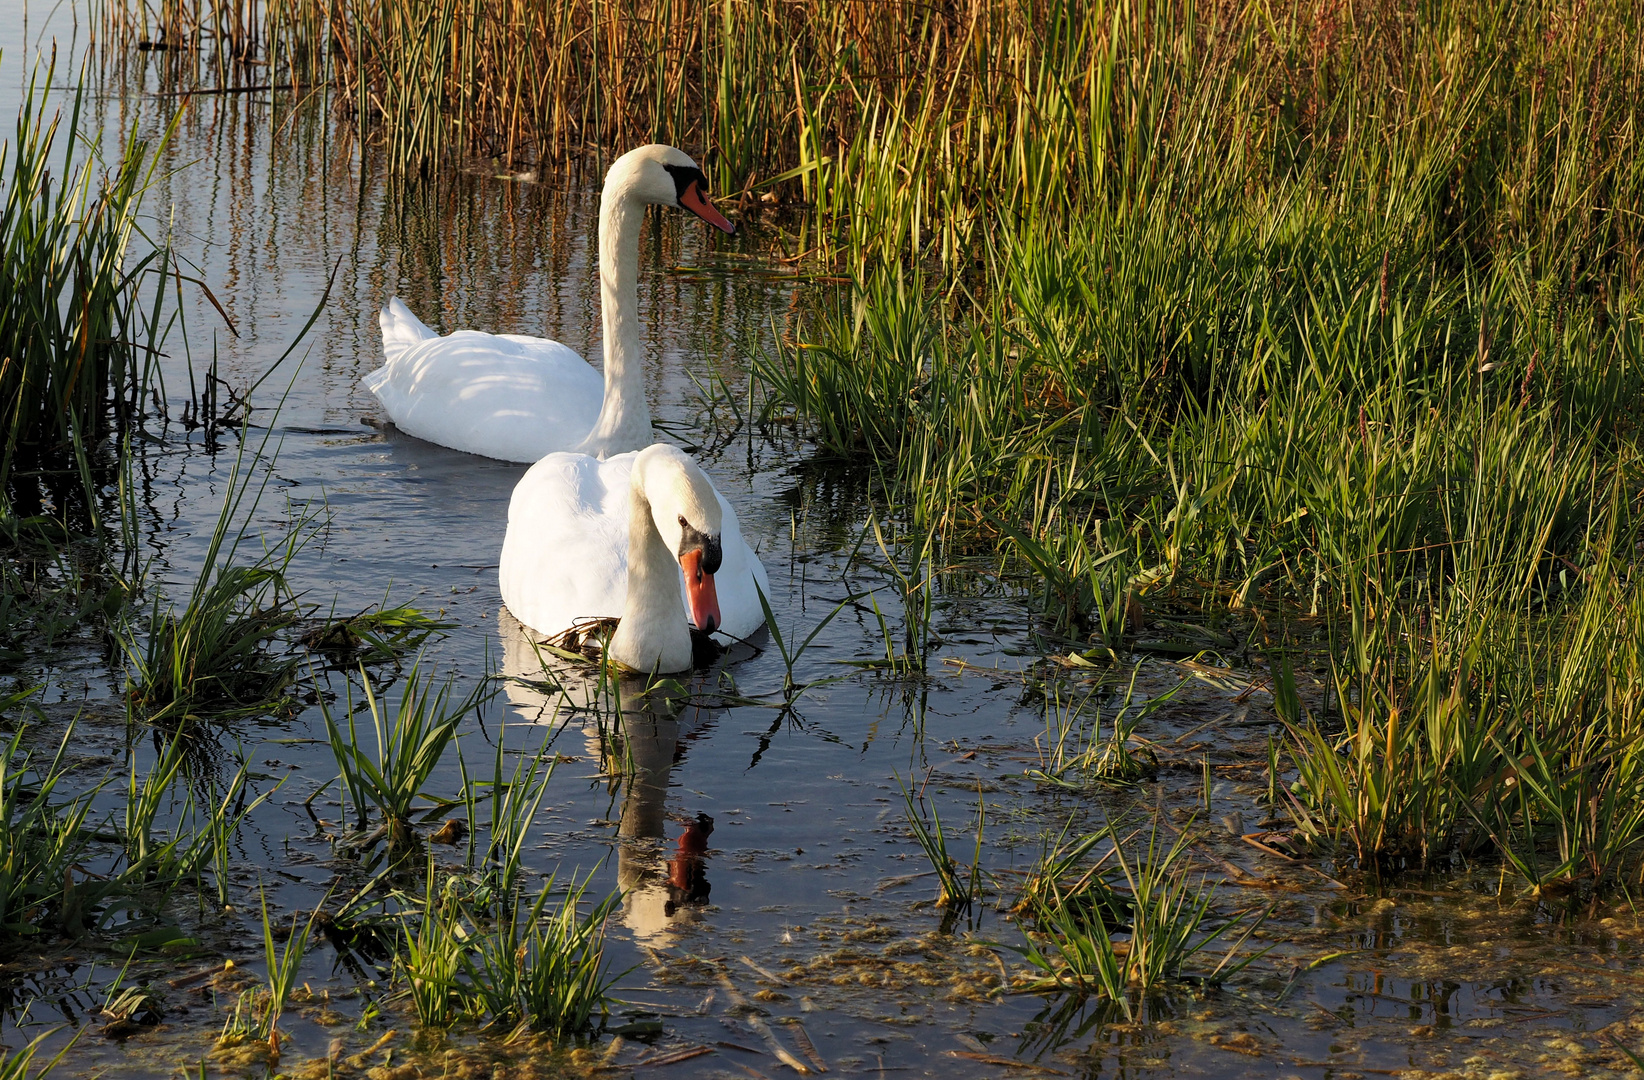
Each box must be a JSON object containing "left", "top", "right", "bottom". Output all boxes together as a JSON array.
[
  {"left": 680, "top": 180, "right": 735, "bottom": 234},
  {"left": 680, "top": 549, "right": 722, "bottom": 634}
]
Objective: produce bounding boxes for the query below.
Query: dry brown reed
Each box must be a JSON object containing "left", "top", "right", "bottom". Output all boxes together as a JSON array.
[{"left": 92, "top": 1, "right": 1644, "bottom": 273}]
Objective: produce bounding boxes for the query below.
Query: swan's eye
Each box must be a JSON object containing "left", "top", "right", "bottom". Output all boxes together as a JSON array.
[{"left": 679, "top": 515, "right": 688, "bottom": 529}]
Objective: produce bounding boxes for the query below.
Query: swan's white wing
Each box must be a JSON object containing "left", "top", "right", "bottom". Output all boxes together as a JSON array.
[
  {"left": 499, "top": 451, "right": 769, "bottom": 642},
  {"left": 365, "top": 326, "right": 603, "bottom": 463},
  {"left": 499, "top": 452, "right": 636, "bottom": 636}
]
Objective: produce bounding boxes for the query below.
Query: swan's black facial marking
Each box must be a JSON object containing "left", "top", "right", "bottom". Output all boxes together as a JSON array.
[
  {"left": 677, "top": 516, "right": 723, "bottom": 574},
  {"left": 662, "top": 163, "right": 710, "bottom": 205}
]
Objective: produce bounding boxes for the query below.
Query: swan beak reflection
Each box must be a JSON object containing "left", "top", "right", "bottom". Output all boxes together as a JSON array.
[
  {"left": 680, "top": 181, "right": 736, "bottom": 234},
  {"left": 680, "top": 549, "right": 722, "bottom": 634}
]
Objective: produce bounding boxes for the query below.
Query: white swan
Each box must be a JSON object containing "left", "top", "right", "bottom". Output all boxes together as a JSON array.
[
  {"left": 501, "top": 444, "right": 769, "bottom": 666},
  {"left": 363, "top": 145, "right": 734, "bottom": 462}
]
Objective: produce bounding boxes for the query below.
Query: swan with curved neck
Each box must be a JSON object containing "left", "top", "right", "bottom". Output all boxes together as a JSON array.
[
  {"left": 364, "top": 145, "right": 734, "bottom": 463},
  {"left": 499, "top": 441, "right": 769, "bottom": 666}
]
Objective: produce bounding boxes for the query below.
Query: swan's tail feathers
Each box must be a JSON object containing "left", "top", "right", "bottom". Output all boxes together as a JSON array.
[{"left": 379, "top": 296, "right": 437, "bottom": 364}]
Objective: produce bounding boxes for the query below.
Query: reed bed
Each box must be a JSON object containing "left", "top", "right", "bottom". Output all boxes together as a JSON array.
[
  {"left": 93, "top": 1, "right": 1640, "bottom": 271},
  {"left": 731, "top": 4, "right": 1644, "bottom": 889},
  {"left": 0, "top": 66, "right": 172, "bottom": 520}
]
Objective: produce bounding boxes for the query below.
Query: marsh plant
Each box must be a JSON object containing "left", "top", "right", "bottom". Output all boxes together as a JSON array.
[
  {"left": 735, "top": 2, "right": 1644, "bottom": 890},
  {"left": 1013, "top": 821, "right": 1269, "bottom": 1012},
  {"left": 0, "top": 715, "right": 104, "bottom": 941},
  {"left": 0, "top": 1027, "right": 76, "bottom": 1079},
  {"left": 460, "top": 870, "right": 621, "bottom": 1039},
  {"left": 122, "top": 446, "right": 316, "bottom": 726},
  {"left": 0, "top": 690, "right": 276, "bottom": 945},
  {"left": 0, "top": 65, "right": 174, "bottom": 515},
  {"left": 1028, "top": 669, "right": 1173, "bottom": 790},
  {"left": 257, "top": 894, "right": 320, "bottom": 1056},
  {"left": 901, "top": 780, "right": 984, "bottom": 915},
  {"left": 400, "top": 871, "right": 472, "bottom": 1028},
  {"left": 322, "top": 663, "right": 489, "bottom": 850},
  {"left": 393, "top": 864, "right": 620, "bottom": 1037},
  {"left": 457, "top": 725, "right": 558, "bottom": 908}
]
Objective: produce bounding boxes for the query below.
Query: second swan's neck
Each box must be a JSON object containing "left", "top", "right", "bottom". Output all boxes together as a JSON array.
[
  {"left": 608, "top": 480, "right": 691, "bottom": 673},
  {"left": 576, "top": 179, "right": 653, "bottom": 458}
]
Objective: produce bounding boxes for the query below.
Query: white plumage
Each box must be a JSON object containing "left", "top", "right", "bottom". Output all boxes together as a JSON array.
[
  {"left": 364, "top": 145, "right": 768, "bottom": 658},
  {"left": 499, "top": 449, "right": 770, "bottom": 648},
  {"left": 364, "top": 299, "right": 604, "bottom": 463}
]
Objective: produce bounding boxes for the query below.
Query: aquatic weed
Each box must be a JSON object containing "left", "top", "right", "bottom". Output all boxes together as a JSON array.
[
  {"left": 1012, "top": 821, "right": 1270, "bottom": 1014},
  {"left": 0, "top": 62, "right": 175, "bottom": 515},
  {"left": 321, "top": 661, "right": 490, "bottom": 850},
  {"left": 256, "top": 891, "right": 321, "bottom": 1057},
  {"left": 460, "top": 870, "right": 622, "bottom": 1039},
  {"left": 899, "top": 777, "right": 984, "bottom": 917},
  {"left": 399, "top": 870, "right": 473, "bottom": 1028}
]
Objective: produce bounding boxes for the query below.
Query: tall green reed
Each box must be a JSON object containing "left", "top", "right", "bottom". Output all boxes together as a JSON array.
[
  {"left": 103, "top": 0, "right": 1644, "bottom": 274},
  {"left": 1, "top": 64, "right": 173, "bottom": 517}
]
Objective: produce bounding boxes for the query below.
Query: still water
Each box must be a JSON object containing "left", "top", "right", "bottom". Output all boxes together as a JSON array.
[{"left": 4, "top": 11, "right": 1644, "bottom": 1079}]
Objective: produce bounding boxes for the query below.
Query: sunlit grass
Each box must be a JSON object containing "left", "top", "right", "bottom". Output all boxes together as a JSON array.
[
  {"left": 322, "top": 662, "right": 490, "bottom": 851},
  {"left": 1012, "top": 820, "right": 1269, "bottom": 1014},
  {"left": 460, "top": 870, "right": 621, "bottom": 1039}
]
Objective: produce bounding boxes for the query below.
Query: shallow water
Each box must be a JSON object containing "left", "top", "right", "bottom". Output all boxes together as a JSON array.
[{"left": 5, "top": 18, "right": 1644, "bottom": 1080}]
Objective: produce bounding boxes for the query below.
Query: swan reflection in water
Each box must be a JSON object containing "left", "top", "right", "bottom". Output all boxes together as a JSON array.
[{"left": 499, "top": 609, "right": 718, "bottom": 943}]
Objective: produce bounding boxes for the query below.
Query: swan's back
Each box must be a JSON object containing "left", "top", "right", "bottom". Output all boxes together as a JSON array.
[{"left": 364, "top": 299, "right": 604, "bottom": 463}]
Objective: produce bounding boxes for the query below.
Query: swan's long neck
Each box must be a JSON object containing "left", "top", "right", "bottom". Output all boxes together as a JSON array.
[
  {"left": 608, "top": 480, "right": 690, "bottom": 672},
  {"left": 576, "top": 176, "right": 653, "bottom": 458}
]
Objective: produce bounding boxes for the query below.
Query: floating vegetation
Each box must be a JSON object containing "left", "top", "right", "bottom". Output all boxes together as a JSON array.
[{"left": 301, "top": 600, "right": 455, "bottom": 668}]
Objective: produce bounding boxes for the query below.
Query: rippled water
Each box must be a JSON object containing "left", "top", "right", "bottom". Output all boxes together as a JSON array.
[{"left": 6, "top": 13, "right": 1644, "bottom": 1080}]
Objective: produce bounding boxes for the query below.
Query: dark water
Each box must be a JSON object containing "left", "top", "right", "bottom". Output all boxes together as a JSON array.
[{"left": 5, "top": 14, "right": 1644, "bottom": 1080}]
